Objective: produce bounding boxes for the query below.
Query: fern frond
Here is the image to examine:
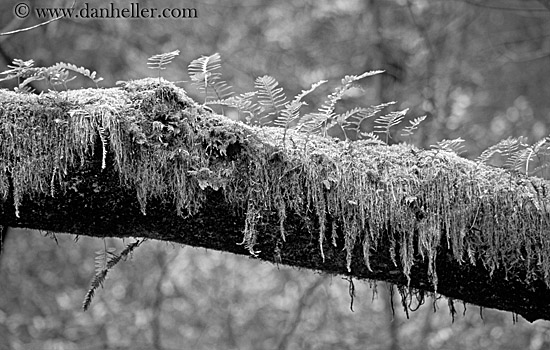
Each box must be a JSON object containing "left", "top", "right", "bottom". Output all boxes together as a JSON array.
[
  {"left": 291, "top": 80, "right": 327, "bottom": 106},
  {"left": 401, "top": 115, "right": 427, "bottom": 138},
  {"left": 148, "top": 50, "right": 180, "bottom": 73},
  {"left": 522, "top": 136, "right": 550, "bottom": 175},
  {"left": 431, "top": 138, "right": 466, "bottom": 155},
  {"left": 83, "top": 239, "right": 145, "bottom": 311},
  {"left": 94, "top": 246, "right": 117, "bottom": 275},
  {"left": 339, "top": 102, "right": 395, "bottom": 139},
  {"left": 374, "top": 108, "right": 408, "bottom": 143},
  {"left": 302, "top": 70, "right": 383, "bottom": 136},
  {"left": 255, "top": 75, "right": 287, "bottom": 125},
  {"left": 19, "top": 74, "right": 46, "bottom": 89},
  {"left": 0, "top": 59, "right": 37, "bottom": 82},
  {"left": 276, "top": 101, "right": 302, "bottom": 128},
  {"left": 210, "top": 94, "right": 260, "bottom": 121},
  {"left": 359, "top": 131, "right": 385, "bottom": 145},
  {"left": 209, "top": 92, "right": 263, "bottom": 122},
  {"left": 0, "top": 59, "right": 103, "bottom": 90},
  {"left": 189, "top": 52, "right": 222, "bottom": 79},
  {"left": 507, "top": 147, "right": 531, "bottom": 173},
  {"left": 274, "top": 80, "right": 327, "bottom": 130},
  {"left": 296, "top": 112, "right": 328, "bottom": 135},
  {"left": 50, "top": 62, "right": 104, "bottom": 85},
  {"left": 477, "top": 136, "right": 527, "bottom": 165},
  {"left": 188, "top": 52, "right": 233, "bottom": 103},
  {"left": 45, "top": 67, "right": 76, "bottom": 90},
  {"left": 333, "top": 107, "right": 371, "bottom": 140}
]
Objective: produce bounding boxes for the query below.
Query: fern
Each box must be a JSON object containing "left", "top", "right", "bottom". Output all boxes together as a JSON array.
[
  {"left": 521, "top": 137, "right": 550, "bottom": 175},
  {"left": 431, "top": 137, "right": 466, "bottom": 155},
  {"left": 359, "top": 131, "right": 385, "bottom": 145},
  {"left": 147, "top": 50, "right": 180, "bottom": 82},
  {"left": 188, "top": 52, "right": 233, "bottom": 103},
  {"left": 477, "top": 137, "right": 527, "bottom": 166},
  {"left": 333, "top": 107, "right": 371, "bottom": 141},
  {"left": 275, "top": 79, "right": 327, "bottom": 129},
  {"left": 255, "top": 75, "right": 288, "bottom": 125},
  {"left": 374, "top": 108, "right": 408, "bottom": 143},
  {"left": 299, "top": 70, "right": 383, "bottom": 136},
  {"left": 270, "top": 80, "right": 325, "bottom": 146},
  {"left": 83, "top": 239, "right": 145, "bottom": 311},
  {"left": 49, "top": 62, "right": 103, "bottom": 86},
  {"left": 341, "top": 102, "right": 396, "bottom": 141},
  {"left": 0, "top": 59, "right": 103, "bottom": 90},
  {"left": 401, "top": 115, "right": 427, "bottom": 140},
  {"left": 209, "top": 92, "right": 263, "bottom": 123},
  {"left": 507, "top": 147, "right": 533, "bottom": 174},
  {"left": 0, "top": 59, "right": 39, "bottom": 85}
]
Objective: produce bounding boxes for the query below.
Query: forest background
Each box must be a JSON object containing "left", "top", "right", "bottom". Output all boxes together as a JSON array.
[{"left": 1, "top": 0, "right": 550, "bottom": 349}]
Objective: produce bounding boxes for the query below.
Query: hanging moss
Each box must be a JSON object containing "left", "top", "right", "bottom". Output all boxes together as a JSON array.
[{"left": 2, "top": 78, "right": 550, "bottom": 295}]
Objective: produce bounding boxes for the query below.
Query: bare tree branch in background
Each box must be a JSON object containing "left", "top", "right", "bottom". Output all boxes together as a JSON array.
[
  {"left": 276, "top": 276, "right": 326, "bottom": 350},
  {"left": 0, "top": 16, "right": 25, "bottom": 42},
  {"left": 0, "top": 0, "right": 76, "bottom": 36}
]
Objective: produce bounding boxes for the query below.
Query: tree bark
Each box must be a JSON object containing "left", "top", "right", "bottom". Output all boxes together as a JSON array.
[{"left": 1, "top": 79, "right": 550, "bottom": 322}]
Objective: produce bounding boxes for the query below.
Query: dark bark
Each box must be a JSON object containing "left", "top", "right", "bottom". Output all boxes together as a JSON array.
[{"left": 0, "top": 225, "right": 7, "bottom": 256}]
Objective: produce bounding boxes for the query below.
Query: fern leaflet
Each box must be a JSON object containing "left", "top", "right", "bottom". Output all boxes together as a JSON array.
[
  {"left": 522, "top": 137, "right": 550, "bottom": 175},
  {"left": 0, "top": 59, "right": 38, "bottom": 82},
  {"left": 431, "top": 138, "right": 466, "bottom": 155},
  {"left": 50, "top": 62, "right": 103, "bottom": 85},
  {"left": 209, "top": 92, "right": 263, "bottom": 123},
  {"left": 477, "top": 137, "right": 527, "bottom": 166},
  {"left": 334, "top": 107, "right": 372, "bottom": 141},
  {"left": 0, "top": 59, "right": 103, "bottom": 90},
  {"left": 255, "top": 75, "right": 288, "bottom": 125},
  {"left": 275, "top": 79, "right": 327, "bottom": 130},
  {"left": 359, "top": 131, "right": 385, "bottom": 145},
  {"left": 401, "top": 115, "right": 427, "bottom": 138},
  {"left": 188, "top": 52, "right": 233, "bottom": 103},
  {"left": 374, "top": 108, "right": 408, "bottom": 143},
  {"left": 147, "top": 50, "right": 180, "bottom": 81},
  {"left": 341, "top": 102, "right": 396, "bottom": 140},
  {"left": 299, "top": 70, "right": 383, "bottom": 136}
]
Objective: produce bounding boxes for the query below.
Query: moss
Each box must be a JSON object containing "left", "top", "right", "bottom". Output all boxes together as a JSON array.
[{"left": 2, "top": 79, "right": 550, "bottom": 294}]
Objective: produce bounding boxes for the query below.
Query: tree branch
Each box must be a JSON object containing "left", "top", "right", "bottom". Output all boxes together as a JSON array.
[
  {"left": 1, "top": 79, "right": 550, "bottom": 322},
  {"left": 0, "top": 0, "right": 76, "bottom": 37}
]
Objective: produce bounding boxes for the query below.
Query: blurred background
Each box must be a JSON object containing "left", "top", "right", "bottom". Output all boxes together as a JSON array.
[{"left": 1, "top": 0, "right": 550, "bottom": 349}]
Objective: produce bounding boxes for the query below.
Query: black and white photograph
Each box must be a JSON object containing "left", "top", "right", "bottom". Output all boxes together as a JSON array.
[{"left": 1, "top": 1, "right": 550, "bottom": 349}]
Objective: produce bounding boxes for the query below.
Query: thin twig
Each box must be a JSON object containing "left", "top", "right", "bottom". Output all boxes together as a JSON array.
[{"left": 0, "top": 0, "right": 76, "bottom": 36}]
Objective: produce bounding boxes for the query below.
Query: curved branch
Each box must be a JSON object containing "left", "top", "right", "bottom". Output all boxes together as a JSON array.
[
  {"left": 1, "top": 79, "right": 550, "bottom": 322},
  {"left": 0, "top": 0, "right": 76, "bottom": 36}
]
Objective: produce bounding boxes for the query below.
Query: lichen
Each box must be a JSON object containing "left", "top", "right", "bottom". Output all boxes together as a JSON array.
[{"left": 2, "top": 79, "right": 550, "bottom": 291}]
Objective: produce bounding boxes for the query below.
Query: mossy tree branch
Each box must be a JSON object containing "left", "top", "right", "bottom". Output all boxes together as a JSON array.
[{"left": 1, "top": 78, "right": 550, "bottom": 322}]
